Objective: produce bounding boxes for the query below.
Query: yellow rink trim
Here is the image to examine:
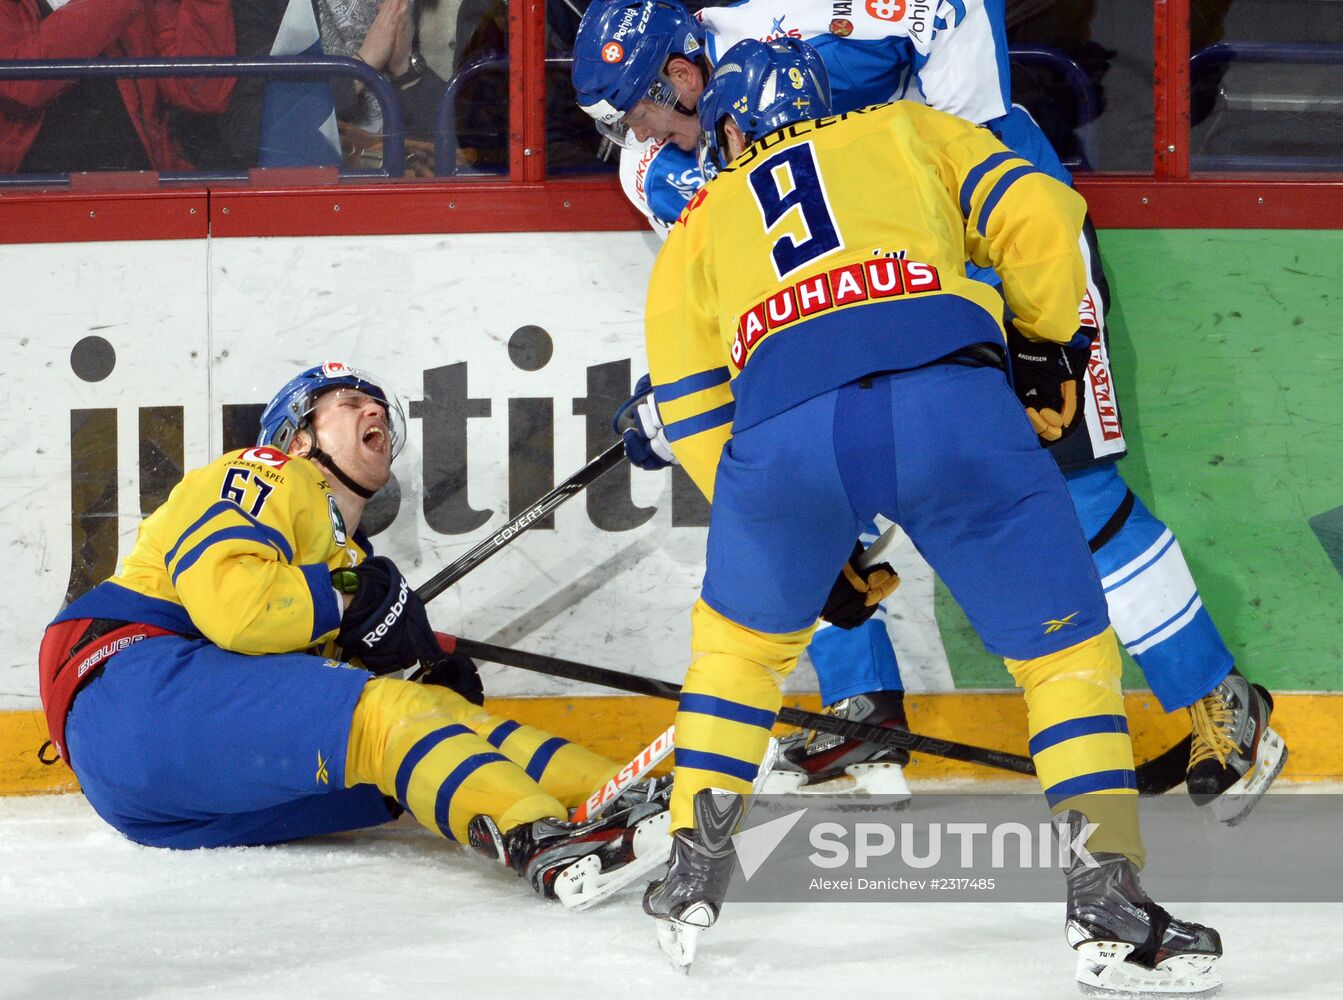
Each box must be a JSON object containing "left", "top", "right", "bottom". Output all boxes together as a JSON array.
[{"left": 4, "top": 692, "right": 1340, "bottom": 796}]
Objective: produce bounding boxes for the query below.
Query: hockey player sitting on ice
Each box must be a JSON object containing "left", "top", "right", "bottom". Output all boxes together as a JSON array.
[
  {"left": 38, "top": 361, "right": 667, "bottom": 905},
  {"left": 634, "top": 38, "right": 1222, "bottom": 995},
  {"left": 572, "top": 0, "right": 1286, "bottom": 823}
]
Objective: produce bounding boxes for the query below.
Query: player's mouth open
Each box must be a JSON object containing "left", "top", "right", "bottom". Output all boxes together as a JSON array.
[{"left": 361, "top": 426, "right": 386, "bottom": 454}]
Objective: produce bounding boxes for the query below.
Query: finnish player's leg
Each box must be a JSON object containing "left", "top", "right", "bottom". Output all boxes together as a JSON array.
[
  {"left": 1064, "top": 462, "right": 1286, "bottom": 820},
  {"left": 770, "top": 521, "right": 911, "bottom": 797},
  {"left": 346, "top": 675, "right": 666, "bottom": 897},
  {"left": 994, "top": 106, "right": 1283, "bottom": 818},
  {"left": 770, "top": 615, "right": 911, "bottom": 796},
  {"left": 892, "top": 365, "right": 1220, "bottom": 992}
]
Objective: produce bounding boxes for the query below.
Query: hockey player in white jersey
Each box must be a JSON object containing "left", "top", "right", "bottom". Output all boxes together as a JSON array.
[{"left": 571, "top": 0, "right": 1287, "bottom": 821}]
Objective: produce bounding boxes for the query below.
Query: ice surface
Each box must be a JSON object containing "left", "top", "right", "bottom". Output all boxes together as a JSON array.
[{"left": 1, "top": 794, "right": 1336, "bottom": 1000}]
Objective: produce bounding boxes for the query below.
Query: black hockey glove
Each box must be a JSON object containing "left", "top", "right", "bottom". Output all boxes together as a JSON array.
[
  {"left": 821, "top": 541, "right": 901, "bottom": 630},
  {"left": 333, "top": 556, "right": 439, "bottom": 674},
  {"left": 420, "top": 632, "right": 485, "bottom": 705},
  {"left": 1005, "top": 325, "right": 1092, "bottom": 443}
]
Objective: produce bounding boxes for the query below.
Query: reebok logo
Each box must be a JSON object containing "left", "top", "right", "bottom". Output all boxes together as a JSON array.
[
  {"left": 316, "top": 751, "right": 330, "bottom": 785},
  {"left": 1043, "top": 612, "right": 1080, "bottom": 634},
  {"left": 363, "top": 578, "right": 410, "bottom": 646}
]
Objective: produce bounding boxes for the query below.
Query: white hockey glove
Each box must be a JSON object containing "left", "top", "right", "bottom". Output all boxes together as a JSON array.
[{"left": 613, "top": 374, "right": 678, "bottom": 471}]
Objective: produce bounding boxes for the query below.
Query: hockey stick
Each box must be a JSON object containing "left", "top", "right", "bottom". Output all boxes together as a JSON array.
[
  {"left": 571, "top": 724, "right": 675, "bottom": 822},
  {"left": 438, "top": 636, "right": 1186, "bottom": 793},
  {"left": 417, "top": 440, "right": 626, "bottom": 604}
]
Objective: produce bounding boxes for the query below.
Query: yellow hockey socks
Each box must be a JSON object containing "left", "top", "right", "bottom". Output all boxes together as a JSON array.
[
  {"left": 1006, "top": 627, "right": 1144, "bottom": 866},
  {"left": 669, "top": 600, "right": 815, "bottom": 829},
  {"left": 345, "top": 677, "right": 563, "bottom": 841}
]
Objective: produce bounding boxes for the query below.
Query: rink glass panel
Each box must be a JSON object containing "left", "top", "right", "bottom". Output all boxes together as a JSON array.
[{"left": 1189, "top": 0, "right": 1343, "bottom": 173}]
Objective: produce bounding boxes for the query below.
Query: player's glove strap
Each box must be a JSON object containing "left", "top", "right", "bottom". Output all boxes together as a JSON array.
[
  {"left": 821, "top": 541, "right": 901, "bottom": 630},
  {"left": 1005, "top": 326, "right": 1092, "bottom": 443},
  {"left": 335, "top": 556, "right": 439, "bottom": 674}
]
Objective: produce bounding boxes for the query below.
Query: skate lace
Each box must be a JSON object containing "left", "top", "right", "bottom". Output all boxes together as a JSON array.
[
  {"left": 1128, "top": 899, "right": 1172, "bottom": 969},
  {"left": 1188, "top": 690, "right": 1238, "bottom": 768}
]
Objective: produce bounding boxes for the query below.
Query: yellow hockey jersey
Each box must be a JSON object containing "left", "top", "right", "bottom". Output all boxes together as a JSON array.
[
  {"left": 646, "top": 100, "right": 1088, "bottom": 499},
  {"left": 53, "top": 446, "right": 363, "bottom": 655}
]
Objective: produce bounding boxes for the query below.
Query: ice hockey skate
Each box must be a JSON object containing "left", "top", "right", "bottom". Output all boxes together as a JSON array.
[
  {"left": 761, "top": 691, "right": 912, "bottom": 803},
  {"left": 1062, "top": 813, "right": 1223, "bottom": 997},
  {"left": 643, "top": 788, "right": 745, "bottom": 973},
  {"left": 1186, "top": 670, "right": 1287, "bottom": 826},
  {"left": 469, "top": 787, "right": 670, "bottom": 908}
]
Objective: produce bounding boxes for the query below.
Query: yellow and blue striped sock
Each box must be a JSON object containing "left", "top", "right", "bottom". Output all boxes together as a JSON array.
[
  {"left": 1006, "top": 627, "right": 1144, "bottom": 866},
  {"left": 345, "top": 677, "right": 563, "bottom": 841},
  {"left": 669, "top": 600, "right": 815, "bottom": 829}
]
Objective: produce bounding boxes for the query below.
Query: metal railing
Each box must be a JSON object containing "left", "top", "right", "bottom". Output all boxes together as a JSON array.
[
  {"left": 434, "top": 52, "right": 578, "bottom": 177},
  {"left": 0, "top": 56, "right": 404, "bottom": 187}
]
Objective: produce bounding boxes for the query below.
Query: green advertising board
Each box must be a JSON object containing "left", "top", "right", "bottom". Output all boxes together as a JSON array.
[{"left": 938, "top": 229, "right": 1343, "bottom": 693}]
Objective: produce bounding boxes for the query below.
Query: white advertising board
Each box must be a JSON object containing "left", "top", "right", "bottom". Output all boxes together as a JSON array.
[{"left": 1, "top": 231, "right": 951, "bottom": 710}]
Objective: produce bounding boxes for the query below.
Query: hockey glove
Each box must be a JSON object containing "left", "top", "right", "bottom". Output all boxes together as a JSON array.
[
  {"left": 333, "top": 556, "right": 439, "bottom": 674},
  {"left": 821, "top": 541, "right": 901, "bottom": 630},
  {"left": 419, "top": 632, "right": 485, "bottom": 705},
  {"left": 612, "top": 373, "right": 677, "bottom": 471},
  {"left": 1005, "top": 326, "right": 1092, "bottom": 443}
]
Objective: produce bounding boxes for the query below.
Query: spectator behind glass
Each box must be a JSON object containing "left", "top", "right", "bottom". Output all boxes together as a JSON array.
[
  {"left": 182, "top": 0, "right": 448, "bottom": 173},
  {"left": 0, "top": 0, "right": 236, "bottom": 175}
]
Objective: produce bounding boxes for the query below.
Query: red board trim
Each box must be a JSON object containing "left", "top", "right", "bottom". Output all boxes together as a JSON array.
[
  {"left": 0, "top": 174, "right": 1338, "bottom": 244},
  {"left": 0, "top": 189, "right": 207, "bottom": 243}
]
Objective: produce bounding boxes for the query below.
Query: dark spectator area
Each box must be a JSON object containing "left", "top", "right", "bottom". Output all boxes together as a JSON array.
[{"left": 0, "top": 0, "right": 1340, "bottom": 184}]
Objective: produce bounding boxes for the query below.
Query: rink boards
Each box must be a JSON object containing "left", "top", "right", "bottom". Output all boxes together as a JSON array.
[{"left": 2, "top": 229, "right": 1341, "bottom": 793}]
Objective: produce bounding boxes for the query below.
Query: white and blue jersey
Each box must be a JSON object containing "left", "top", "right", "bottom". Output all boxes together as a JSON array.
[
  {"left": 618, "top": 136, "right": 703, "bottom": 239},
  {"left": 700, "top": 0, "right": 1011, "bottom": 127}
]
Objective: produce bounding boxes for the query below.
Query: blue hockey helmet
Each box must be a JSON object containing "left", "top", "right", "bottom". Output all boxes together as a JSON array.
[
  {"left": 697, "top": 37, "right": 832, "bottom": 171},
  {"left": 257, "top": 361, "right": 406, "bottom": 458},
  {"left": 572, "top": 0, "right": 705, "bottom": 146}
]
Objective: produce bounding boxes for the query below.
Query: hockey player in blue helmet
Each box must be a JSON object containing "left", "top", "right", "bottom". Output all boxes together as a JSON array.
[
  {"left": 256, "top": 360, "right": 408, "bottom": 500},
  {"left": 641, "top": 37, "right": 1224, "bottom": 994},
  {"left": 572, "top": 0, "right": 707, "bottom": 152},
  {"left": 695, "top": 35, "right": 831, "bottom": 172},
  {"left": 574, "top": 0, "right": 1286, "bottom": 825},
  {"left": 580, "top": 0, "right": 916, "bottom": 802},
  {"left": 38, "top": 360, "right": 670, "bottom": 905}
]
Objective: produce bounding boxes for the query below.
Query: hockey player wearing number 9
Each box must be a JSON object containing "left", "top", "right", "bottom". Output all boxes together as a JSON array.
[
  {"left": 37, "top": 361, "right": 668, "bottom": 901},
  {"left": 634, "top": 38, "right": 1223, "bottom": 995},
  {"left": 573, "top": 0, "right": 1287, "bottom": 821}
]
